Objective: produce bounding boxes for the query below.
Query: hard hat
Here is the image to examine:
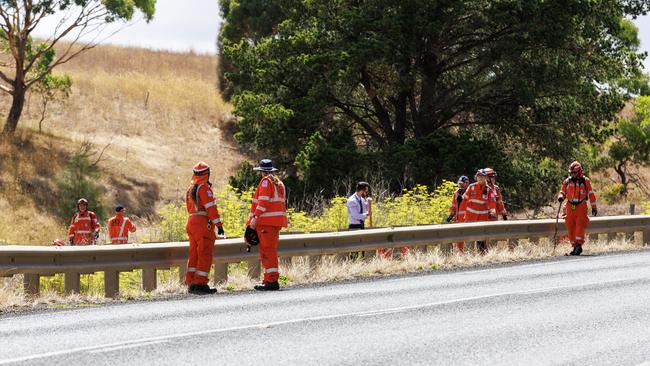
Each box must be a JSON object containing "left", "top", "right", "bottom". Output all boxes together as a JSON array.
[
  {"left": 115, "top": 204, "right": 125, "bottom": 212},
  {"left": 569, "top": 161, "right": 582, "bottom": 173},
  {"left": 192, "top": 162, "right": 210, "bottom": 176},
  {"left": 457, "top": 176, "right": 470, "bottom": 184},
  {"left": 77, "top": 198, "right": 88, "bottom": 205},
  {"left": 245, "top": 226, "right": 260, "bottom": 246},
  {"left": 483, "top": 168, "right": 497, "bottom": 177}
]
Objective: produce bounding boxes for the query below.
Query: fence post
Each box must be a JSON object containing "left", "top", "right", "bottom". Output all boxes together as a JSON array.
[
  {"left": 23, "top": 274, "right": 40, "bottom": 297},
  {"left": 247, "top": 259, "right": 261, "bottom": 280},
  {"left": 64, "top": 272, "right": 80, "bottom": 295},
  {"left": 104, "top": 270, "right": 119, "bottom": 298},
  {"left": 629, "top": 204, "right": 636, "bottom": 215},
  {"left": 142, "top": 268, "right": 157, "bottom": 292},
  {"left": 178, "top": 263, "right": 187, "bottom": 285},
  {"left": 214, "top": 263, "right": 228, "bottom": 285}
]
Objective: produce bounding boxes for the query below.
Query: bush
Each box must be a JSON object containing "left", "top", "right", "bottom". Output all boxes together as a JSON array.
[
  {"left": 600, "top": 183, "right": 625, "bottom": 204},
  {"left": 55, "top": 143, "right": 106, "bottom": 222},
  {"left": 154, "top": 182, "right": 456, "bottom": 239}
]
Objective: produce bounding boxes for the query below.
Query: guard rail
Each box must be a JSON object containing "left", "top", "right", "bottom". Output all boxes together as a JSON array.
[{"left": 1, "top": 215, "right": 648, "bottom": 297}]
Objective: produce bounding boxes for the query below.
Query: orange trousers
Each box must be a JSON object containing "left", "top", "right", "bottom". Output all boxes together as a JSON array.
[
  {"left": 378, "top": 247, "right": 411, "bottom": 258},
  {"left": 185, "top": 220, "right": 216, "bottom": 286},
  {"left": 565, "top": 202, "right": 589, "bottom": 247},
  {"left": 258, "top": 225, "right": 281, "bottom": 283}
]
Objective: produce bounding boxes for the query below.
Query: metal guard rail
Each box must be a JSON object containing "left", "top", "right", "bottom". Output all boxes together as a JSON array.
[{"left": 1, "top": 215, "right": 649, "bottom": 297}]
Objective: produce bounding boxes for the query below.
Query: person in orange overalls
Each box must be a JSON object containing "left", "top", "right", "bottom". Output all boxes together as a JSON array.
[
  {"left": 462, "top": 170, "right": 497, "bottom": 254},
  {"left": 558, "top": 161, "right": 597, "bottom": 256},
  {"left": 68, "top": 198, "right": 101, "bottom": 245},
  {"left": 247, "top": 159, "right": 288, "bottom": 291},
  {"left": 107, "top": 205, "right": 136, "bottom": 244},
  {"left": 447, "top": 175, "right": 470, "bottom": 252},
  {"left": 185, "top": 162, "right": 225, "bottom": 295},
  {"left": 483, "top": 168, "right": 508, "bottom": 221}
]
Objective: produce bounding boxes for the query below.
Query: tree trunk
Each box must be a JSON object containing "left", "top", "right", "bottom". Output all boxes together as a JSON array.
[{"left": 4, "top": 83, "right": 27, "bottom": 135}]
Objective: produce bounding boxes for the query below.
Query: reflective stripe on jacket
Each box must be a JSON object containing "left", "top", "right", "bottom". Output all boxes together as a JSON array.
[{"left": 248, "top": 175, "right": 288, "bottom": 228}]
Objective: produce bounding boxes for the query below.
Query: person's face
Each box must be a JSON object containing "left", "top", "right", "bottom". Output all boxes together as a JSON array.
[
  {"left": 78, "top": 203, "right": 87, "bottom": 211},
  {"left": 477, "top": 176, "right": 487, "bottom": 185},
  {"left": 570, "top": 169, "right": 579, "bottom": 178},
  {"left": 359, "top": 187, "right": 368, "bottom": 197}
]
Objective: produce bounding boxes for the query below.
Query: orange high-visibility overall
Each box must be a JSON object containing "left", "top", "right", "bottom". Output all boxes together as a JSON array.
[
  {"left": 247, "top": 175, "right": 288, "bottom": 283},
  {"left": 462, "top": 183, "right": 497, "bottom": 222},
  {"left": 107, "top": 213, "right": 136, "bottom": 244},
  {"left": 488, "top": 184, "right": 506, "bottom": 221},
  {"left": 449, "top": 188, "right": 468, "bottom": 252},
  {"left": 68, "top": 211, "right": 100, "bottom": 245},
  {"left": 185, "top": 178, "right": 223, "bottom": 286},
  {"left": 558, "top": 177, "right": 597, "bottom": 247}
]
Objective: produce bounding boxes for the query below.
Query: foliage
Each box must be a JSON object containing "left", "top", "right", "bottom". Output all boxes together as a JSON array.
[
  {"left": 157, "top": 183, "right": 455, "bottom": 239},
  {"left": 0, "top": 0, "right": 156, "bottom": 133},
  {"left": 592, "top": 96, "right": 650, "bottom": 195},
  {"left": 219, "top": 0, "right": 648, "bottom": 210},
  {"left": 32, "top": 72, "right": 72, "bottom": 132},
  {"left": 600, "top": 183, "right": 626, "bottom": 204},
  {"left": 55, "top": 143, "right": 106, "bottom": 222}
]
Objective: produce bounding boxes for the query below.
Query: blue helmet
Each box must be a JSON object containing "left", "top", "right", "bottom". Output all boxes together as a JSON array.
[{"left": 457, "top": 175, "right": 470, "bottom": 184}]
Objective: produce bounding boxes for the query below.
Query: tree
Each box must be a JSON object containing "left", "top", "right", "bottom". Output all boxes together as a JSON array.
[
  {"left": 0, "top": 0, "right": 155, "bottom": 134},
  {"left": 219, "top": 0, "right": 649, "bottom": 208},
  {"left": 32, "top": 71, "right": 72, "bottom": 132},
  {"left": 605, "top": 97, "right": 650, "bottom": 195}
]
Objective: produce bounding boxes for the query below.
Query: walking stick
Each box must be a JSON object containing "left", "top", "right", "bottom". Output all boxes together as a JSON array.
[
  {"left": 367, "top": 197, "right": 373, "bottom": 228},
  {"left": 552, "top": 201, "right": 563, "bottom": 254}
]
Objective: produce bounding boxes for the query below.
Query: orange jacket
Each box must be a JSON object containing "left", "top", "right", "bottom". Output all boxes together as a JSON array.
[
  {"left": 462, "top": 183, "right": 497, "bottom": 222},
  {"left": 68, "top": 211, "right": 100, "bottom": 245},
  {"left": 558, "top": 176, "right": 597, "bottom": 208},
  {"left": 247, "top": 175, "right": 288, "bottom": 228},
  {"left": 449, "top": 188, "right": 468, "bottom": 222},
  {"left": 107, "top": 213, "right": 136, "bottom": 244},
  {"left": 490, "top": 184, "right": 507, "bottom": 217},
  {"left": 186, "top": 182, "right": 223, "bottom": 228}
]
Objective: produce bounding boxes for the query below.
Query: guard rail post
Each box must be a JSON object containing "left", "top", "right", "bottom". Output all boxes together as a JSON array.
[
  {"left": 104, "top": 270, "right": 119, "bottom": 298},
  {"left": 64, "top": 272, "right": 80, "bottom": 294},
  {"left": 23, "top": 274, "right": 39, "bottom": 297},
  {"left": 214, "top": 263, "right": 228, "bottom": 285},
  {"left": 142, "top": 268, "right": 157, "bottom": 292}
]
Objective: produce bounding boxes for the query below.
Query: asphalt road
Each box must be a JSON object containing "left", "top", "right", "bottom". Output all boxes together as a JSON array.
[{"left": 2, "top": 251, "right": 650, "bottom": 365}]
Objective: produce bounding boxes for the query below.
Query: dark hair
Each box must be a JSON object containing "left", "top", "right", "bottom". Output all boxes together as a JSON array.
[{"left": 356, "top": 181, "right": 370, "bottom": 192}]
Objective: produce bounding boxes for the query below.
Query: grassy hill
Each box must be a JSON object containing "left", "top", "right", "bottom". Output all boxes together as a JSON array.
[{"left": 0, "top": 45, "right": 242, "bottom": 244}]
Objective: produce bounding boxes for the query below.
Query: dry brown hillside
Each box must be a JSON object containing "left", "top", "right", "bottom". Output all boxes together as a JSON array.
[{"left": 0, "top": 45, "right": 241, "bottom": 244}]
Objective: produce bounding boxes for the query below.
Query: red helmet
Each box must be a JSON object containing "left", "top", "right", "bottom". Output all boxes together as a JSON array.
[
  {"left": 52, "top": 239, "right": 66, "bottom": 246},
  {"left": 192, "top": 162, "right": 210, "bottom": 176},
  {"left": 483, "top": 168, "right": 497, "bottom": 177},
  {"left": 475, "top": 169, "right": 487, "bottom": 177},
  {"left": 569, "top": 161, "right": 584, "bottom": 178}
]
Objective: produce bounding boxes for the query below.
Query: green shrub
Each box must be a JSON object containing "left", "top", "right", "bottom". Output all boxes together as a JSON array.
[{"left": 600, "top": 183, "right": 625, "bottom": 204}]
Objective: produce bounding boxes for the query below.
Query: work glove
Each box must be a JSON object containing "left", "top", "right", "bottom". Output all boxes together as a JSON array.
[
  {"left": 446, "top": 215, "right": 454, "bottom": 223},
  {"left": 93, "top": 231, "right": 99, "bottom": 240},
  {"left": 592, "top": 207, "right": 597, "bottom": 216},
  {"left": 250, "top": 216, "right": 257, "bottom": 230},
  {"left": 558, "top": 196, "right": 564, "bottom": 203},
  {"left": 502, "top": 215, "right": 508, "bottom": 221},
  {"left": 217, "top": 226, "right": 225, "bottom": 237}
]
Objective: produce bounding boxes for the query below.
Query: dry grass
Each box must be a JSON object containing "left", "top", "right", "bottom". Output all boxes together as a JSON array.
[
  {"left": 1, "top": 238, "right": 643, "bottom": 312},
  {"left": 0, "top": 44, "right": 243, "bottom": 243}
]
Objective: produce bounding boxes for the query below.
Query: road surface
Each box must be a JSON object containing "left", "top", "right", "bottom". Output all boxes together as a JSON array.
[{"left": 2, "top": 251, "right": 650, "bottom": 365}]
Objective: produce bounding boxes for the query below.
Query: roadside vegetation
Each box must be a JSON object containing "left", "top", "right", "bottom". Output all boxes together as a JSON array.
[{"left": 0, "top": 237, "right": 644, "bottom": 311}]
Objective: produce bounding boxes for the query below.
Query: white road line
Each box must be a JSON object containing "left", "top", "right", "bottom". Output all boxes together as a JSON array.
[
  {"left": 0, "top": 276, "right": 644, "bottom": 365},
  {"left": 87, "top": 340, "right": 168, "bottom": 354}
]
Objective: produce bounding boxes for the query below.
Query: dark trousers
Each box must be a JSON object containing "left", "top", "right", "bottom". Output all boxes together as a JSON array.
[{"left": 349, "top": 224, "right": 365, "bottom": 230}]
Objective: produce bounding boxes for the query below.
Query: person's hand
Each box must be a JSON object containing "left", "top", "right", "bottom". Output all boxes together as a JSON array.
[
  {"left": 93, "top": 231, "right": 99, "bottom": 240},
  {"left": 592, "top": 207, "right": 597, "bottom": 216},
  {"left": 558, "top": 196, "right": 564, "bottom": 203},
  {"left": 217, "top": 226, "right": 225, "bottom": 237},
  {"left": 446, "top": 215, "right": 454, "bottom": 223},
  {"left": 250, "top": 216, "right": 257, "bottom": 230}
]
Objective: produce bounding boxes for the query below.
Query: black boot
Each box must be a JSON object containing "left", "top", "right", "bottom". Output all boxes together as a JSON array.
[
  {"left": 569, "top": 246, "right": 578, "bottom": 255},
  {"left": 189, "top": 284, "right": 218, "bottom": 295},
  {"left": 574, "top": 244, "right": 583, "bottom": 256},
  {"left": 254, "top": 281, "right": 280, "bottom": 291}
]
